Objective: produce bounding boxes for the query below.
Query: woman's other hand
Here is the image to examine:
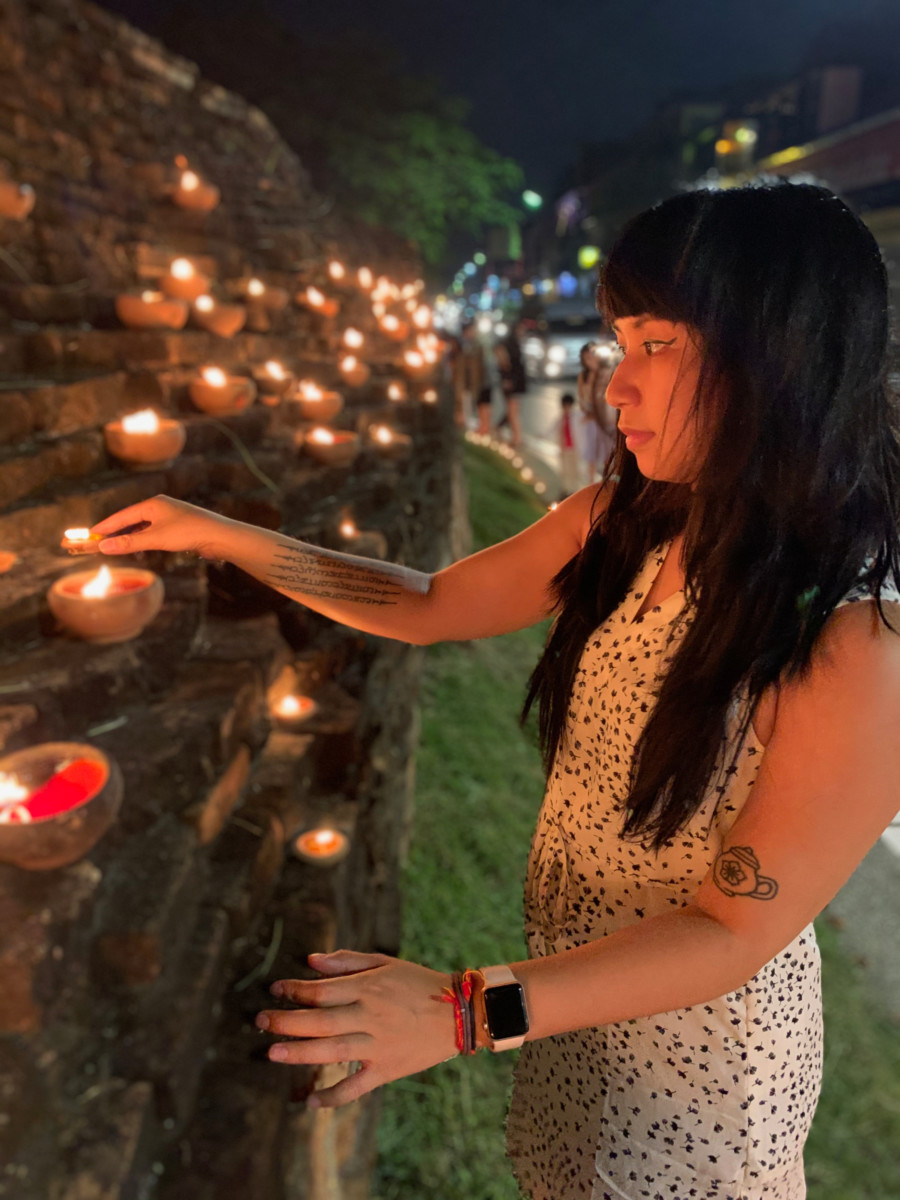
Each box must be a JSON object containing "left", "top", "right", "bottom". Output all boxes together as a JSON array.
[
  {"left": 257, "top": 950, "right": 458, "bottom": 1108},
  {"left": 89, "top": 495, "right": 232, "bottom": 558}
]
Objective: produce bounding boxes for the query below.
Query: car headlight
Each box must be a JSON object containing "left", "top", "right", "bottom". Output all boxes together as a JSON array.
[{"left": 547, "top": 345, "right": 566, "bottom": 363}]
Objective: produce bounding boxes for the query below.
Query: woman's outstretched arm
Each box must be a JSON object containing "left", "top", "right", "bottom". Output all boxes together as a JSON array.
[{"left": 90, "top": 481, "right": 606, "bottom": 645}]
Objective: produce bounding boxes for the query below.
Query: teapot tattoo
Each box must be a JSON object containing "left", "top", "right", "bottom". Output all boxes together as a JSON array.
[{"left": 712, "top": 845, "right": 779, "bottom": 900}]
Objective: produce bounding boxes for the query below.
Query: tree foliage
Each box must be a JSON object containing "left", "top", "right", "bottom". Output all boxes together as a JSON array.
[{"left": 142, "top": 0, "right": 523, "bottom": 265}]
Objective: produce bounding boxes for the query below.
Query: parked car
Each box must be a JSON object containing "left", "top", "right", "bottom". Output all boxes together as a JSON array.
[{"left": 523, "top": 305, "right": 617, "bottom": 380}]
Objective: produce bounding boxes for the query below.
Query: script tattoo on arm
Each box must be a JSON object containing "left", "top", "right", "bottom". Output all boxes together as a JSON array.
[
  {"left": 711, "top": 845, "right": 779, "bottom": 901},
  {"left": 265, "top": 544, "right": 416, "bottom": 607}
]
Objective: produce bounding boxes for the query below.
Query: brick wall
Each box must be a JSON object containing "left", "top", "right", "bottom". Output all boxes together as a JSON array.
[{"left": 0, "top": 3, "right": 461, "bottom": 1197}]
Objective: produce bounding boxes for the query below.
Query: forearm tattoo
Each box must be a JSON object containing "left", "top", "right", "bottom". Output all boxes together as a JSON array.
[
  {"left": 711, "top": 845, "right": 779, "bottom": 900},
  {"left": 266, "top": 544, "right": 420, "bottom": 607}
]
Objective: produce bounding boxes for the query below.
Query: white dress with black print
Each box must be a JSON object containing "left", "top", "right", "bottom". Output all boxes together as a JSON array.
[{"left": 506, "top": 543, "right": 900, "bottom": 1200}]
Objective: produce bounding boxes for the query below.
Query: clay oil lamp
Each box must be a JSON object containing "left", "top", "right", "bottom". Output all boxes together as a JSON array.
[
  {"left": 387, "top": 381, "right": 408, "bottom": 403},
  {"left": 343, "top": 327, "right": 364, "bottom": 351},
  {"left": 328, "top": 260, "right": 346, "bottom": 282},
  {"left": 357, "top": 267, "right": 374, "bottom": 291},
  {"left": 369, "top": 423, "right": 412, "bottom": 460},
  {"left": 339, "top": 355, "right": 370, "bottom": 388},
  {"left": 403, "top": 350, "right": 431, "bottom": 380},
  {"left": 245, "top": 277, "right": 289, "bottom": 312},
  {"left": 60, "top": 520, "right": 150, "bottom": 557},
  {"left": 291, "top": 825, "right": 351, "bottom": 866},
  {"left": 338, "top": 518, "right": 388, "bottom": 558},
  {"left": 270, "top": 692, "right": 318, "bottom": 731},
  {"left": 291, "top": 381, "right": 344, "bottom": 422},
  {"left": 0, "top": 743, "right": 123, "bottom": 871},
  {"left": 379, "top": 314, "right": 410, "bottom": 343},
  {"left": 298, "top": 286, "right": 339, "bottom": 319},
  {"left": 253, "top": 359, "right": 295, "bottom": 398},
  {"left": 161, "top": 257, "right": 210, "bottom": 301},
  {"left": 103, "top": 409, "right": 185, "bottom": 470},
  {"left": 115, "top": 290, "right": 189, "bottom": 331},
  {"left": 172, "top": 169, "right": 220, "bottom": 213},
  {"left": 191, "top": 294, "right": 246, "bottom": 338},
  {"left": 48, "top": 564, "right": 164, "bottom": 644},
  {"left": 189, "top": 366, "right": 257, "bottom": 415},
  {"left": 0, "top": 179, "right": 35, "bottom": 220},
  {"left": 301, "top": 427, "right": 360, "bottom": 468}
]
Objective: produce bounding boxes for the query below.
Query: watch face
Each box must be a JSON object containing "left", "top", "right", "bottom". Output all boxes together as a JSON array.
[{"left": 483, "top": 982, "right": 529, "bottom": 1040}]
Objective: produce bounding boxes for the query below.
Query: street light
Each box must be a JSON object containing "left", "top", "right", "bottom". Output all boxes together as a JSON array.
[{"left": 522, "top": 190, "right": 543, "bottom": 210}]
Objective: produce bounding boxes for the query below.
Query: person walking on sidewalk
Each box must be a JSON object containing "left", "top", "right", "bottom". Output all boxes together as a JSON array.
[
  {"left": 494, "top": 318, "right": 527, "bottom": 446},
  {"left": 90, "top": 182, "right": 900, "bottom": 1200},
  {"left": 577, "top": 341, "right": 617, "bottom": 481},
  {"left": 451, "top": 320, "right": 489, "bottom": 430}
]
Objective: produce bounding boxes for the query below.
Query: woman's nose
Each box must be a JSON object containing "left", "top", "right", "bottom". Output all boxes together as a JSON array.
[{"left": 605, "top": 369, "right": 637, "bottom": 411}]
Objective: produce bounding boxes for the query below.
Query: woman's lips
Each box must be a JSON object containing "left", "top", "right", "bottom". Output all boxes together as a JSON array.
[{"left": 620, "top": 427, "right": 654, "bottom": 449}]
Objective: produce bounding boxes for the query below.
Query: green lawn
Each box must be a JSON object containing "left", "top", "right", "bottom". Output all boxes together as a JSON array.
[{"left": 373, "top": 441, "right": 900, "bottom": 1200}]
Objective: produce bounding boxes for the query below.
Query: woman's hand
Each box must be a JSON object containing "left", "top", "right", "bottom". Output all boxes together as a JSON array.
[
  {"left": 89, "top": 495, "right": 232, "bottom": 559},
  {"left": 256, "top": 950, "right": 459, "bottom": 1108}
]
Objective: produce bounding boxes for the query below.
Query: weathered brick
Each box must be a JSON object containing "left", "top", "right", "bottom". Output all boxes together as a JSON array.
[
  {"left": 0, "top": 432, "right": 105, "bottom": 508},
  {"left": 25, "top": 372, "right": 128, "bottom": 436}
]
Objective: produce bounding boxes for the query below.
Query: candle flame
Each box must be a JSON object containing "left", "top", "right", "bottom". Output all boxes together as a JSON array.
[
  {"left": 373, "top": 426, "right": 393, "bottom": 444},
  {"left": 296, "top": 827, "right": 346, "bottom": 858},
  {"left": 64, "top": 527, "right": 92, "bottom": 542},
  {"left": 82, "top": 565, "right": 114, "bottom": 598},
  {"left": 343, "top": 327, "right": 364, "bottom": 349},
  {"left": 171, "top": 257, "right": 195, "bottom": 279},
  {"left": 299, "top": 381, "right": 323, "bottom": 400},
  {"left": 309, "top": 428, "right": 335, "bottom": 445},
  {"left": 247, "top": 278, "right": 265, "bottom": 296},
  {"left": 404, "top": 351, "right": 423, "bottom": 368},
  {"left": 357, "top": 267, "right": 374, "bottom": 289},
  {"left": 381, "top": 315, "right": 399, "bottom": 332},
  {"left": 274, "top": 694, "right": 315, "bottom": 719},
  {"left": 412, "top": 305, "right": 432, "bottom": 329},
  {"left": 339, "top": 519, "right": 358, "bottom": 537},
  {"left": 180, "top": 170, "right": 200, "bottom": 191},
  {"left": 202, "top": 366, "right": 228, "bottom": 387},
  {"left": 401, "top": 284, "right": 416, "bottom": 299},
  {"left": 195, "top": 294, "right": 215, "bottom": 312},
  {"left": 121, "top": 409, "right": 161, "bottom": 434},
  {"left": 388, "top": 383, "right": 404, "bottom": 401},
  {"left": 306, "top": 286, "right": 325, "bottom": 307},
  {"left": 341, "top": 355, "right": 358, "bottom": 371},
  {"left": 0, "top": 772, "right": 31, "bottom": 824},
  {"left": 265, "top": 360, "right": 286, "bottom": 379},
  {"left": 329, "top": 261, "right": 346, "bottom": 280},
  {"left": 423, "top": 388, "right": 438, "bottom": 403},
  {"left": 423, "top": 349, "right": 438, "bottom": 363},
  {"left": 141, "top": 290, "right": 163, "bottom": 302},
  {"left": 372, "top": 302, "right": 386, "bottom": 318}
]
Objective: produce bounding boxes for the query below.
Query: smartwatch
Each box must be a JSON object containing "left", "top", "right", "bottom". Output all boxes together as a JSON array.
[{"left": 478, "top": 965, "right": 529, "bottom": 1052}]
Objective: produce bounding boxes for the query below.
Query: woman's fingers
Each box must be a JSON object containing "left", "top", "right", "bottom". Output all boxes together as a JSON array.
[
  {"left": 267, "top": 1033, "right": 371, "bottom": 1068},
  {"left": 308, "top": 1064, "right": 378, "bottom": 1109},
  {"left": 258, "top": 1002, "right": 361, "bottom": 1038},
  {"left": 89, "top": 501, "right": 157, "bottom": 538},
  {"left": 270, "top": 974, "right": 361, "bottom": 1007},
  {"left": 309, "top": 949, "right": 389, "bottom": 976}
]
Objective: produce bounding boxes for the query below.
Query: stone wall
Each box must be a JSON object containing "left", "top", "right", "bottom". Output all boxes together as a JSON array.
[{"left": 0, "top": 3, "right": 458, "bottom": 1197}]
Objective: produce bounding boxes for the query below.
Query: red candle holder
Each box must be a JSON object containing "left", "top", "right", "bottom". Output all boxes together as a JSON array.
[{"left": 0, "top": 743, "right": 123, "bottom": 871}]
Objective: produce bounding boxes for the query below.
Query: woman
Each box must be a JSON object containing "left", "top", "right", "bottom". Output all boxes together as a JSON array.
[
  {"left": 90, "top": 182, "right": 900, "bottom": 1200},
  {"left": 494, "top": 317, "right": 527, "bottom": 445},
  {"left": 577, "top": 340, "right": 617, "bottom": 482}
]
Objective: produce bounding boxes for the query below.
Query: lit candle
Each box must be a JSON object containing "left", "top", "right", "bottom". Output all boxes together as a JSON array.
[
  {"left": 253, "top": 359, "right": 295, "bottom": 397},
  {"left": 337, "top": 519, "right": 388, "bottom": 558},
  {"left": 103, "top": 409, "right": 186, "bottom": 468},
  {"left": 301, "top": 428, "right": 360, "bottom": 468},
  {"left": 271, "top": 693, "right": 318, "bottom": 729},
  {"left": 247, "top": 278, "right": 266, "bottom": 298},
  {"left": 189, "top": 367, "right": 257, "bottom": 415},
  {"left": 339, "top": 355, "right": 371, "bottom": 388},
  {"left": 48, "top": 565, "right": 164, "bottom": 644},
  {"left": 115, "top": 291, "right": 189, "bottom": 330},
  {"left": 191, "top": 295, "right": 247, "bottom": 338},
  {"left": 0, "top": 743, "right": 123, "bottom": 871},
  {"left": 298, "top": 286, "right": 339, "bottom": 318},
  {"left": 161, "top": 257, "right": 210, "bottom": 301},
  {"left": 357, "top": 267, "right": 374, "bottom": 290},
  {"left": 421, "top": 388, "right": 438, "bottom": 404},
  {"left": 291, "top": 381, "right": 344, "bottom": 421},
  {"left": 412, "top": 305, "right": 432, "bottom": 329},
  {"left": 387, "top": 381, "right": 408, "bottom": 403},
  {"left": 369, "top": 424, "right": 412, "bottom": 459},
  {"left": 292, "top": 826, "right": 350, "bottom": 865},
  {"left": 403, "top": 350, "right": 430, "bottom": 380},
  {"left": 172, "top": 169, "right": 220, "bottom": 212},
  {"left": 343, "top": 327, "right": 364, "bottom": 349},
  {"left": 328, "top": 261, "right": 346, "bottom": 281},
  {"left": 379, "top": 314, "right": 409, "bottom": 342},
  {"left": 0, "top": 180, "right": 36, "bottom": 221},
  {"left": 244, "top": 278, "right": 289, "bottom": 311}
]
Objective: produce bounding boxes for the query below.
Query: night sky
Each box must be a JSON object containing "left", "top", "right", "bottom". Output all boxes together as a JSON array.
[{"left": 103, "top": 0, "right": 896, "bottom": 195}]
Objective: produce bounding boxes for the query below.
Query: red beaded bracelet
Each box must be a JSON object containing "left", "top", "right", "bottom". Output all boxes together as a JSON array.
[{"left": 441, "top": 969, "right": 479, "bottom": 1055}]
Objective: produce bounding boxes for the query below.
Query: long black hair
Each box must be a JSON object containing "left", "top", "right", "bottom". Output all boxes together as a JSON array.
[{"left": 523, "top": 182, "right": 900, "bottom": 852}]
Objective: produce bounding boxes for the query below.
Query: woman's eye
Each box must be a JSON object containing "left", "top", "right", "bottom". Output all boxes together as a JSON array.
[{"left": 642, "top": 338, "right": 676, "bottom": 356}]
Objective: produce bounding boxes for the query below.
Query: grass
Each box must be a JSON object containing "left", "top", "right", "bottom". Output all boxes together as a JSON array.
[{"left": 373, "top": 441, "right": 900, "bottom": 1200}]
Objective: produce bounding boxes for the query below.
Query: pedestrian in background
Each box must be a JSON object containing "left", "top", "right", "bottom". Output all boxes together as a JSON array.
[
  {"left": 451, "top": 321, "right": 487, "bottom": 429},
  {"left": 494, "top": 318, "right": 527, "bottom": 446},
  {"left": 577, "top": 341, "right": 617, "bottom": 481},
  {"left": 552, "top": 392, "right": 582, "bottom": 498}
]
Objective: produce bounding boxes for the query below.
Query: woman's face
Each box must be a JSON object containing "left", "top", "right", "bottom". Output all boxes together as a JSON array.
[{"left": 606, "top": 314, "right": 704, "bottom": 483}]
